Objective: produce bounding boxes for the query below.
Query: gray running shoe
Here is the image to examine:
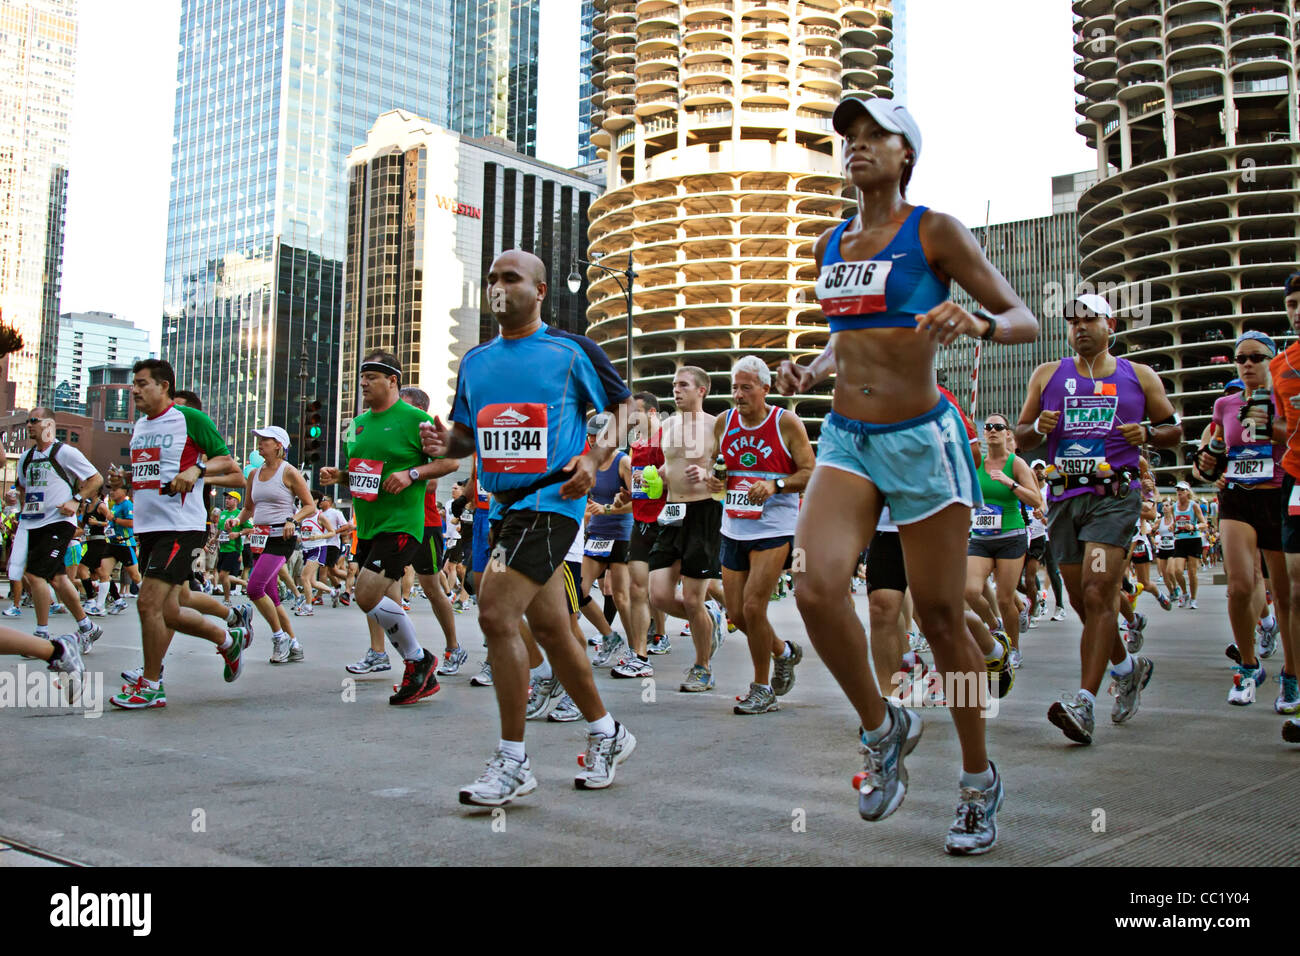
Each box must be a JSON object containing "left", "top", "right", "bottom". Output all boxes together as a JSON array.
[
  {"left": 1047, "top": 691, "right": 1095, "bottom": 744},
  {"left": 458, "top": 751, "right": 537, "bottom": 806},
  {"left": 708, "top": 602, "right": 725, "bottom": 658},
  {"left": 944, "top": 763, "right": 1005, "bottom": 856},
  {"left": 288, "top": 640, "right": 304, "bottom": 662},
  {"left": 1259, "top": 619, "right": 1279, "bottom": 659},
  {"left": 470, "top": 661, "right": 494, "bottom": 687},
  {"left": 234, "top": 603, "right": 255, "bottom": 648},
  {"left": 592, "top": 631, "right": 627, "bottom": 668},
  {"left": 770, "top": 640, "right": 802, "bottom": 696},
  {"left": 857, "top": 701, "right": 923, "bottom": 822},
  {"left": 76, "top": 623, "right": 103, "bottom": 655},
  {"left": 679, "top": 664, "right": 714, "bottom": 693},
  {"left": 525, "top": 674, "right": 565, "bottom": 720},
  {"left": 647, "top": 633, "right": 671, "bottom": 655},
  {"left": 1008, "top": 648, "right": 1023, "bottom": 670},
  {"left": 611, "top": 654, "right": 653, "bottom": 679},
  {"left": 269, "top": 633, "right": 292, "bottom": 664},
  {"left": 345, "top": 648, "right": 391, "bottom": 674},
  {"left": 48, "top": 635, "right": 85, "bottom": 705},
  {"left": 437, "top": 646, "right": 468, "bottom": 676},
  {"left": 575, "top": 721, "right": 636, "bottom": 790},
  {"left": 1110, "top": 656, "right": 1153, "bottom": 724},
  {"left": 1124, "top": 612, "right": 1147, "bottom": 654},
  {"left": 548, "top": 693, "right": 582, "bottom": 722},
  {"left": 1051, "top": 607, "right": 1066, "bottom": 622},
  {"left": 121, "top": 663, "right": 164, "bottom": 686},
  {"left": 733, "top": 682, "right": 779, "bottom": 715}
]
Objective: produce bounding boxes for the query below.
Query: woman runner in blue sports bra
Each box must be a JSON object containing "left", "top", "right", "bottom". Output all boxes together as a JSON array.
[{"left": 777, "top": 95, "right": 1037, "bottom": 856}]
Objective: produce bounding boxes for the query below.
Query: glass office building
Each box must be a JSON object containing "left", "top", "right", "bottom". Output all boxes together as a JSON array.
[
  {"left": 162, "top": 0, "right": 452, "bottom": 467},
  {"left": 449, "top": 0, "right": 541, "bottom": 154},
  {"left": 578, "top": 0, "right": 598, "bottom": 164}
]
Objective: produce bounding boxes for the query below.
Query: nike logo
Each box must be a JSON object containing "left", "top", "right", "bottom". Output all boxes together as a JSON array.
[{"left": 891, "top": 253, "right": 906, "bottom": 259}]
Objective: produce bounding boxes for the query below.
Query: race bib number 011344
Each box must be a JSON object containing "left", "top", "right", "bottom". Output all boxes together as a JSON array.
[{"left": 478, "top": 403, "right": 547, "bottom": 474}]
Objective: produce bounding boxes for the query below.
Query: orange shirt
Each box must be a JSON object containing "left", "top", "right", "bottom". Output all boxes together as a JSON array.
[{"left": 1269, "top": 343, "right": 1300, "bottom": 480}]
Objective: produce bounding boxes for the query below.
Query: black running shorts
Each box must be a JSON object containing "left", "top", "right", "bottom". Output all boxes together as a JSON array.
[
  {"left": 1173, "top": 537, "right": 1202, "bottom": 559},
  {"left": 411, "top": 525, "right": 445, "bottom": 576},
  {"left": 486, "top": 510, "right": 580, "bottom": 587},
  {"left": 648, "top": 499, "right": 722, "bottom": 579},
  {"left": 23, "top": 522, "right": 76, "bottom": 581},
  {"left": 355, "top": 532, "right": 422, "bottom": 581},
  {"left": 1218, "top": 485, "right": 1282, "bottom": 553},
  {"left": 628, "top": 520, "right": 659, "bottom": 565},
  {"left": 138, "top": 530, "right": 208, "bottom": 586},
  {"left": 720, "top": 534, "right": 792, "bottom": 573},
  {"left": 866, "top": 530, "right": 907, "bottom": 594}
]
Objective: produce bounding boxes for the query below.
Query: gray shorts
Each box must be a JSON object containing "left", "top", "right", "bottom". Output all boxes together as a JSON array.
[{"left": 1047, "top": 491, "right": 1142, "bottom": 567}]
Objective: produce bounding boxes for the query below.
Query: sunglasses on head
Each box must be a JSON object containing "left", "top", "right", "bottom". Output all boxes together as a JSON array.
[
  {"left": 984, "top": 422, "right": 1009, "bottom": 432},
  {"left": 1235, "top": 353, "right": 1268, "bottom": 364}
]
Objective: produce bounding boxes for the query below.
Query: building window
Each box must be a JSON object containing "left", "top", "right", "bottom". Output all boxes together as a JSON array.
[{"left": 69, "top": 432, "right": 79, "bottom": 444}]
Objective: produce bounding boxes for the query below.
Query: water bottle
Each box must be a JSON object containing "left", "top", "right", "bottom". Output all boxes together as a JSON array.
[
  {"left": 641, "top": 464, "right": 663, "bottom": 500},
  {"left": 711, "top": 455, "right": 727, "bottom": 502},
  {"left": 1200, "top": 425, "right": 1227, "bottom": 481}
]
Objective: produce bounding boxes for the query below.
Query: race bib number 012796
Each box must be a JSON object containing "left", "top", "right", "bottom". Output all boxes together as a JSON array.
[{"left": 131, "top": 447, "right": 163, "bottom": 491}]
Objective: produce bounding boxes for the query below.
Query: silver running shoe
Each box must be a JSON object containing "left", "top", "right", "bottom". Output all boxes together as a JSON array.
[
  {"left": 525, "top": 674, "right": 565, "bottom": 720},
  {"left": 1048, "top": 691, "right": 1095, "bottom": 744},
  {"left": 1124, "top": 612, "right": 1147, "bottom": 654},
  {"left": 592, "top": 631, "right": 627, "bottom": 668},
  {"left": 76, "top": 623, "right": 103, "bottom": 655},
  {"left": 647, "top": 633, "right": 671, "bottom": 656},
  {"left": 1051, "top": 607, "right": 1066, "bottom": 622},
  {"left": 907, "top": 631, "right": 930, "bottom": 654},
  {"left": 575, "top": 722, "right": 636, "bottom": 790},
  {"left": 269, "top": 633, "right": 292, "bottom": 664},
  {"left": 1259, "top": 619, "right": 1279, "bottom": 659},
  {"left": 459, "top": 751, "right": 537, "bottom": 806},
  {"left": 470, "top": 661, "right": 494, "bottom": 687},
  {"left": 437, "top": 646, "right": 468, "bottom": 676},
  {"left": 83, "top": 601, "right": 105, "bottom": 617},
  {"left": 707, "top": 602, "right": 725, "bottom": 658},
  {"left": 47, "top": 635, "right": 85, "bottom": 705},
  {"left": 734, "top": 682, "right": 779, "bottom": 715},
  {"left": 857, "top": 701, "right": 923, "bottom": 821},
  {"left": 547, "top": 693, "right": 582, "bottom": 722},
  {"left": 345, "top": 648, "right": 391, "bottom": 674},
  {"left": 944, "top": 763, "right": 1005, "bottom": 856},
  {"left": 1109, "top": 656, "right": 1153, "bottom": 724},
  {"left": 771, "top": 640, "right": 802, "bottom": 696},
  {"left": 679, "top": 664, "right": 714, "bottom": 692},
  {"left": 288, "top": 640, "right": 304, "bottom": 662},
  {"left": 611, "top": 654, "right": 653, "bottom": 679}
]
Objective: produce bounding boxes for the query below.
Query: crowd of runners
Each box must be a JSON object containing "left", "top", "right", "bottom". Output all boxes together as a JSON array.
[{"left": 6, "top": 94, "right": 1300, "bottom": 857}]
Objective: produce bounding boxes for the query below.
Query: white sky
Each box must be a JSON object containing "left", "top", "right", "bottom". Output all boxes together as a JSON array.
[{"left": 61, "top": 0, "right": 1095, "bottom": 348}]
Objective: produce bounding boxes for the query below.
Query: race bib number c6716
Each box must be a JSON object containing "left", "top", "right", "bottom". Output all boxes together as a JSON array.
[
  {"left": 348, "top": 459, "right": 384, "bottom": 501},
  {"left": 477, "top": 403, "right": 547, "bottom": 474},
  {"left": 815, "top": 260, "right": 892, "bottom": 316},
  {"left": 131, "top": 447, "right": 163, "bottom": 491}
]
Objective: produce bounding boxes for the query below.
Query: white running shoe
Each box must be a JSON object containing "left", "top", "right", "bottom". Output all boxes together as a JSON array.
[
  {"left": 575, "top": 722, "right": 636, "bottom": 790},
  {"left": 1051, "top": 607, "right": 1066, "bottom": 622}
]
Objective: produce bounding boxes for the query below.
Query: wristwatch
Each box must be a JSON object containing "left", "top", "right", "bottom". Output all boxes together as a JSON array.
[
  {"left": 196, "top": 461, "right": 207, "bottom": 477},
  {"left": 72, "top": 493, "right": 83, "bottom": 503},
  {"left": 775, "top": 478, "right": 787, "bottom": 491},
  {"left": 604, "top": 503, "right": 612, "bottom": 514},
  {"left": 408, "top": 468, "right": 421, "bottom": 481}
]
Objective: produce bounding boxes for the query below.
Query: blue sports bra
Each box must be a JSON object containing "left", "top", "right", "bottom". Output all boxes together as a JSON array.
[{"left": 815, "top": 205, "right": 950, "bottom": 333}]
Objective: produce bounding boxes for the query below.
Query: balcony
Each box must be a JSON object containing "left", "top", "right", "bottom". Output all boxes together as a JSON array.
[{"left": 1166, "top": 9, "right": 1224, "bottom": 30}]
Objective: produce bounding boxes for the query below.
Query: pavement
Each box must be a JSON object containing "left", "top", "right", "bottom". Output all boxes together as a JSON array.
[{"left": 1, "top": 573, "right": 1297, "bottom": 866}]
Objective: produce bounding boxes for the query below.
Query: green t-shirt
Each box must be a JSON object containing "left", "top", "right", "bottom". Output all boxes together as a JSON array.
[
  {"left": 344, "top": 399, "right": 434, "bottom": 539},
  {"left": 217, "top": 508, "right": 250, "bottom": 553}
]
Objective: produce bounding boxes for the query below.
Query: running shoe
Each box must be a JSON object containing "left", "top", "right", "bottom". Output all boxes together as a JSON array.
[
  {"left": 389, "top": 649, "right": 439, "bottom": 705},
  {"left": 1026, "top": 615, "right": 1039, "bottom": 630},
  {"left": 907, "top": 631, "right": 930, "bottom": 654},
  {"left": 856, "top": 701, "right": 922, "bottom": 822},
  {"left": 269, "top": 633, "right": 292, "bottom": 664},
  {"left": 1051, "top": 607, "right": 1066, "bottom": 622},
  {"left": 121, "top": 663, "right": 164, "bottom": 686},
  {"left": 1177, "top": 592, "right": 1187, "bottom": 608},
  {"left": 459, "top": 751, "right": 537, "bottom": 806},
  {"left": 452, "top": 600, "right": 465, "bottom": 614},
  {"left": 1258, "top": 619, "right": 1279, "bottom": 659},
  {"left": 944, "top": 762, "right": 1005, "bottom": 856},
  {"left": 1130, "top": 581, "right": 1144, "bottom": 611},
  {"left": 1228, "top": 663, "right": 1264, "bottom": 707},
  {"left": 548, "top": 693, "right": 582, "bottom": 722},
  {"left": 1274, "top": 671, "right": 1300, "bottom": 715},
  {"left": 986, "top": 637, "right": 1015, "bottom": 700},
  {"left": 346, "top": 649, "right": 391, "bottom": 674},
  {"left": 679, "top": 664, "right": 714, "bottom": 693},
  {"left": 220, "top": 628, "right": 248, "bottom": 682},
  {"left": 330, "top": 589, "right": 340, "bottom": 608},
  {"left": 611, "top": 655, "right": 653, "bottom": 679},
  {"left": 771, "top": 640, "right": 802, "bottom": 697},
  {"left": 679, "top": 623, "right": 691, "bottom": 636},
  {"left": 592, "top": 631, "right": 627, "bottom": 668},
  {"left": 1018, "top": 608, "right": 1029, "bottom": 632},
  {"left": 2, "top": 606, "right": 21, "bottom": 618},
  {"left": 1124, "top": 612, "right": 1147, "bottom": 654},
  {"left": 470, "top": 661, "right": 494, "bottom": 687},
  {"left": 83, "top": 601, "right": 104, "bottom": 617},
  {"left": 339, "top": 592, "right": 351, "bottom": 607},
  {"left": 288, "top": 640, "right": 304, "bottom": 662},
  {"left": 708, "top": 603, "right": 725, "bottom": 658},
  {"left": 292, "top": 604, "right": 315, "bottom": 617},
  {"left": 726, "top": 616, "right": 738, "bottom": 634},
  {"left": 1189, "top": 598, "right": 1198, "bottom": 610},
  {"left": 76, "top": 622, "right": 103, "bottom": 655},
  {"left": 1048, "top": 692, "right": 1095, "bottom": 744},
  {"left": 49, "top": 602, "right": 66, "bottom": 615},
  {"left": 109, "top": 677, "right": 167, "bottom": 710},
  {"left": 525, "top": 673, "right": 565, "bottom": 720},
  {"left": 733, "top": 682, "right": 779, "bottom": 715},
  {"left": 437, "top": 646, "right": 468, "bottom": 676},
  {"left": 1009, "top": 648, "right": 1023, "bottom": 670},
  {"left": 647, "top": 633, "right": 671, "bottom": 655},
  {"left": 575, "top": 722, "right": 636, "bottom": 790},
  {"left": 1283, "top": 719, "right": 1300, "bottom": 744},
  {"left": 47, "top": 635, "right": 85, "bottom": 705},
  {"left": 232, "top": 604, "right": 254, "bottom": 648},
  {"left": 1110, "top": 657, "right": 1153, "bottom": 723}
]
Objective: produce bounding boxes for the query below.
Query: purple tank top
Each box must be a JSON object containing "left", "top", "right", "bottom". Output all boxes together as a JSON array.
[{"left": 1042, "top": 357, "right": 1145, "bottom": 502}]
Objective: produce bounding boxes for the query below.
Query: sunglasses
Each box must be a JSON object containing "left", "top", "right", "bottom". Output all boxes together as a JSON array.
[
  {"left": 983, "top": 423, "right": 1009, "bottom": 432},
  {"left": 1235, "top": 353, "right": 1268, "bottom": 364}
]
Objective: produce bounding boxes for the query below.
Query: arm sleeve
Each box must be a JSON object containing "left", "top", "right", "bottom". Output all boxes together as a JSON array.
[{"left": 178, "top": 405, "right": 231, "bottom": 457}]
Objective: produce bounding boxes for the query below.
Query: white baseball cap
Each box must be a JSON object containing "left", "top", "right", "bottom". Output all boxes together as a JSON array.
[
  {"left": 1176, "top": 480, "right": 1191, "bottom": 490},
  {"left": 832, "top": 96, "right": 922, "bottom": 163},
  {"left": 1072, "top": 293, "right": 1114, "bottom": 319},
  {"left": 253, "top": 425, "right": 291, "bottom": 450}
]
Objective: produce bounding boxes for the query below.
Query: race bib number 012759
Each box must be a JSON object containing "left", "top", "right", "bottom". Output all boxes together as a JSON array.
[
  {"left": 348, "top": 459, "right": 384, "bottom": 502},
  {"left": 478, "top": 403, "right": 547, "bottom": 474}
]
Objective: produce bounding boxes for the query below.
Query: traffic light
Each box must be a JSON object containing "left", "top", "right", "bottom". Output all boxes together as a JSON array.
[{"left": 305, "top": 400, "right": 323, "bottom": 467}]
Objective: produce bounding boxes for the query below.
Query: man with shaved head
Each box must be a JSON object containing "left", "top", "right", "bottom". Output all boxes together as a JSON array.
[{"left": 422, "top": 248, "right": 640, "bottom": 805}]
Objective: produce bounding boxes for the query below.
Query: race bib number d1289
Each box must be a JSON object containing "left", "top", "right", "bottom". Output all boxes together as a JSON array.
[
  {"left": 249, "top": 527, "right": 270, "bottom": 555},
  {"left": 477, "top": 403, "right": 547, "bottom": 474},
  {"left": 348, "top": 459, "right": 384, "bottom": 501},
  {"left": 131, "top": 447, "right": 163, "bottom": 491}
]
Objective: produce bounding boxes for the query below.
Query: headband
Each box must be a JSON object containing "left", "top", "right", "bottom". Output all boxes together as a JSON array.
[
  {"left": 1235, "top": 330, "right": 1276, "bottom": 356},
  {"left": 361, "top": 360, "right": 402, "bottom": 380}
]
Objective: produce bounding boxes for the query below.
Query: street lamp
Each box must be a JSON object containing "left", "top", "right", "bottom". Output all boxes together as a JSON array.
[{"left": 568, "top": 256, "right": 635, "bottom": 394}]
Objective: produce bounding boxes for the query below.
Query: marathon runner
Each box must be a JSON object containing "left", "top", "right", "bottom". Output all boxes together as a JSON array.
[
  {"left": 1168, "top": 481, "right": 1208, "bottom": 609},
  {"left": 778, "top": 95, "right": 1038, "bottom": 854},
  {"left": 317, "top": 494, "right": 351, "bottom": 595},
  {"left": 215, "top": 490, "right": 250, "bottom": 603},
  {"left": 1015, "top": 293, "right": 1181, "bottom": 744},
  {"left": 319, "top": 351, "right": 443, "bottom": 704},
  {"left": 706, "top": 356, "right": 814, "bottom": 714},
  {"left": 79, "top": 491, "right": 110, "bottom": 614},
  {"left": 111, "top": 359, "right": 248, "bottom": 709},
  {"left": 10, "top": 407, "right": 104, "bottom": 653},
  {"left": 648, "top": 366, "right": 726, "bottom": 692},
  {"left": 421, "top": 249, "right": 637, "bottom": 805},
  {"left": 582, "top": 411, "right": 636, "bottom": 673},
  {"left": 613, "top": 393, "right": 671, "bottom": 657},
  {"left": 1270, "top": 270, "right": 1300, "bottom": 742},
  {"left": 102, "top": 485, "right": 142, "bottom": 614}
]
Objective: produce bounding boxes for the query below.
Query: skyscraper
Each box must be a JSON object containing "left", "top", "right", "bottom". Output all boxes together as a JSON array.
[
  {"left": 0, "top": 0, "right": 77, "bottom": 412},
  {"left": 450, "top": 0, "right": 541, "bottom": 154},
  {"left": 162, "top": 0, "right": 451, "bottom": 467},
  {"left": 579, "top": 0, "right": 599, "bottom": 164}
]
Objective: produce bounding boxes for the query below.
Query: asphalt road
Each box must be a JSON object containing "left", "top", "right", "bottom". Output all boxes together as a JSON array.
[{"left": 1, "top": 570, "right": 1297, "bottom": 866}]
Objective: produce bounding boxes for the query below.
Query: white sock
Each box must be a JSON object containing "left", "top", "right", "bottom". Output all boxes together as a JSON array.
[
  {"left": 531, "top": 658, "right": 553, "bottom": 681},
  {"left": 984, "top": 639, "right": 1005, "bottom": 663},
  {"left": 1111, "top": 653, "right": 1135, "bottom": 677},
  {"left": 367, "top": 596, "right": 421, "bottom": 659},
  {"left": 143, "top": 677, "right": 161, "bottom": 690},
  {"left": 1078, "top": 688, "right": 1097, "bottom": 706},
  {"left": 77, "top": 617, "right": 92, "bottom": 631},
  {"left": 960, "top": 765, "right": 996, "bottom": 791},
  {"left": 777, "top": 642, "right": 792, "bottom": 659},
  {"left": 587, "top": 713, "right": 616, "bottom": 737},
  {"left": 226, "top": 607, "right": 239, "bottom": 625},
  {"left": 499, "top": 738, "right": 526, "bottom": 762},
  {"left": 272, "top": 629, "right": 287, "bottom": 642},
  {"left": 1262, "top": 613, "right": 1277, "bottom": 630},
  {"left": 218, "top": 635, "right": 233, "bottom": 651},
  {"left": 35, "top": 626, "right": 49, "bottom": 637},
  {"left": 862, "top": 710, "right": 893, "bottom": 744},
  {"left": 96, "top": 581, "right": 110, "bottom": 606}
]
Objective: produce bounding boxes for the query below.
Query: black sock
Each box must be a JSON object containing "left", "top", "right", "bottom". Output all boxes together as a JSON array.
[{"left": 47, "top": 639, "right": 63, "bottom": 661}]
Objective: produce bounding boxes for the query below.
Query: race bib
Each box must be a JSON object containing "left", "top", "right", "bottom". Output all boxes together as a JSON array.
[
  {"left": 657, "top": 502, "right": 686, "bottom": 527},
  {"left": 131, "top": 446, "right": 163, "bottom": 491},
  {"left": 815, "top": 259, "right": 893, "bottom": 316},
  {"left": 218, "top": 531, "right": 230, "bottom": 543},
  {"left": 21, "top": 491, "right": 43, "bottom": 518},
  {"left": 1226, "top": 445, "right": 1273, "bottom": 485},
  {"left": 1290, "top": 483, "right": 1300, "bottom": 516},
  {"left": 585, "top": 538, "right": 614, "bottom": 557},
  {"left": 725, "top": 479, "right": 763, "bottom": 520},
  {"left": 1159, "top": 533, "right": 1175, "bottom": 550},
  {"left": 477, "top": 403, "right": 547, "bottom": 474},
  {"left": 1053, "top": 438, "right": 1105, "bottom": 477},
  {"left": 1061, "top": 396, "right": 1118, "bottom": 435},
  {"left": 250, "top": 526, "right": 270, "bottom": 556},
  {"left": 348, "top": 458, "right": 384, "bottom": 501},
  {"left": 1174, "top": 514, "right": 1193, "bottom": 533},
  {"left": 1132, "top": 537, "right": 1149, "bottom": 558},
  {"left": 631, "top": 466, "right": 647, "bottom": 500},
  {"left": 972, "top": 505, "right": 1003, "bottom": 535}
]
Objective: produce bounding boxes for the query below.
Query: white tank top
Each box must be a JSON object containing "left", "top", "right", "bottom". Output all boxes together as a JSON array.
[{"left": 252, "top": 460, "right": 295, "bottom": 525}]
